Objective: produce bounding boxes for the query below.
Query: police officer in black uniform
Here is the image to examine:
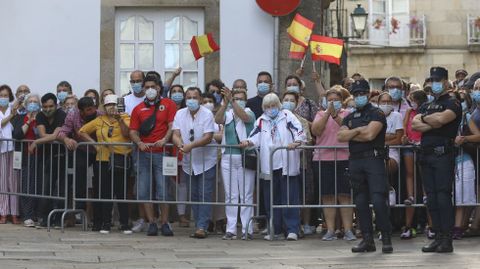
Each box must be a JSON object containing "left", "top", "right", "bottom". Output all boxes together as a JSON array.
[
  {"left": 412, "top": 67, "right": 461, "bottom": 253},
  {"left": 338, "top": 79, "right": 392, "bottom": 254}
]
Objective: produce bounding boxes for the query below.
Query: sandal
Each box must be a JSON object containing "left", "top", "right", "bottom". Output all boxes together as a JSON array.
[
  {"left": 0, "top": 216, "right": 7, "bottom": 224},
  {"left": 11, "top": 216, "right": 22, "bottom": 225}
]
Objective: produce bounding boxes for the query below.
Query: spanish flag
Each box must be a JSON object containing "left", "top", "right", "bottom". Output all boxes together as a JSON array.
[
  {"left": 289, "top": 42, "right": 306, "bottom": 59},
  {"left": 309, "top": 35, "right": 343, "bottom": 65},
  {"left": 190, "top": 33, "right": 220, "bottom": 60},
  {"left": 287, "top": 13, "right": 315, "bottom": 48}
]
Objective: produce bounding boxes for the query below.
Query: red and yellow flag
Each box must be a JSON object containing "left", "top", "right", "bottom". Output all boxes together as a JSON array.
[
  {"left": 190, "top": 33, "right": 220, "bottom": 60},
  {"left": 289, "top": 42, "right": 306, "bottom": 59},
  {"left": 287, "top": 13, "right": 315, "bottom": 48},
  {"left": 309, "top": 35, "right": 344, "bottom": 65}
]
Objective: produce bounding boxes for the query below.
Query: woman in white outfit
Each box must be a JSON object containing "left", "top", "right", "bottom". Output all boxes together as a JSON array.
[{"left": 215, "top": 88, "right": 256, "bottom": 240}]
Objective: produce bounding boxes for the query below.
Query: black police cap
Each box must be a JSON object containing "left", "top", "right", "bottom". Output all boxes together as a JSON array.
[
  {"left": 429, "top": 66, "right": 448, "bottom": 81},
  {"left": 350, "top": 79, "right": 370, "bottom": 94}
]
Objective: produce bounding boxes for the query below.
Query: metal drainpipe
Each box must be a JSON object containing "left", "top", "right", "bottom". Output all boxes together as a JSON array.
[{"left": 273, "top": 16, "right": 279, "bottom": 93}]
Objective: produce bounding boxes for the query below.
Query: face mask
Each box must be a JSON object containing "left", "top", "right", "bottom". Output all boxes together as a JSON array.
[
  {"left": 257, "top": 83, "right": 270, "bottom": 95},
  {"left": 84, "top": 113, "right": 97, "bottom": 123},
  {"left": 131, "top": 82, "right": 143, "bottom": 94},
  {"left": 354, "top": 95, "right": 368, "bottom": 108},
  {"left": 461, "top": 101, "right": 467, "bottom": 111},
  {"left": 411, "top": 102, "right": 418, "bottom": 110},
  {"left": 213, "top": 92, "right": 223, "bottom": 104},
  {"left": 0, "top": 98, "right": 9, "bottom": 107},
  {"left": 171, "top": 92, "right": 184, "bottom": 104},
  {"left": 379, "top": 104, "right": 393, "bottom": 115},
  {"left": 236, "top": 100, "right": 246, "bottom": 109},
  {"left": 347, "top": 107, "right": 356, "bottom": 113},
  {"left": 202, "top": 102, "right": 214, "bottom": 111},
  {"left": 472, "top": 91, "right": 480, "bottom": 103},
  {"left": 371, "top": 103, "right": 378, "bottom": 108},
  {"left": 265, "top": 107, "right": 279, "bottom": 119},
  {"left": 42, "top": 109, "right": 55, "bottom": 118},
  {"left": 286, "top": 86, "right": 300, "bottom": 93},
  {"left": 388, "top": 88, "right": 403, "bottom": 101},
  {"left": 26, "top": 102, "right": 40, "bottom": 113},
  {"left": 321, "top": 97, "right": 328, "bottom": 110},
  {"left": 431, "top": 82, "right": 444, "bottom": 94},
  {"left": 186, "top": 99, "right": 200, "bottom": 111},
  {"left": 57, "top": 91, "right": 68, "bottom": 102},
  {"left": 282, "top": 101, "right": 296, "bottom": 111},
  {"left": 17, "top": 109, "right": 27, "bottom": 115},
  {"left": 145, "top": 88, "right": 157, "bottom": 100},
  {"left": 427, "top": 94, "right": 435, "bottom": 103},
  {"left": 333, "top": 101, "right": 342, "bottom": 111}
]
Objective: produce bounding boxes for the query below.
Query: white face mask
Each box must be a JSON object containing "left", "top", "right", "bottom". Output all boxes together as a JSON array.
[
  {"left": 202, "top": 102, "right": 215, "bottom": 111},
  {"left": 145, "top": 88, "right": 157, "bottom": 100},
  {"left": 379, "top": 104, "right": 393, "bottom": 115}
]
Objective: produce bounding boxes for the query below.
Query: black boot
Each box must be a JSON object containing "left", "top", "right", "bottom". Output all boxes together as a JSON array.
[
  {"left": 436, "top": 232, "right": 453, "bottom": 253},
  {"left": 352, "top": 233, "right": 376, "bottom": 253},
  {"left": 381, "top": 232, "right": 393, "bottom": 254},
  {"left": 422, "top": 232, "right": 442, "bottom": 252}
]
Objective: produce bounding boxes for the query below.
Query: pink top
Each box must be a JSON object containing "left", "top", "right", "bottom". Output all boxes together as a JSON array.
[
  {"left": 405, "top": 109, "right": 422, "bottom": 143},
  {"left": 313, "top": 110, "right": 350, "bottom": 161}
]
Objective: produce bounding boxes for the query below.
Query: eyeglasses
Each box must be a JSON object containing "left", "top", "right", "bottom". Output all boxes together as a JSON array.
[
  {"left": 189, "top": 129, "right": 194, "bottom": 142},
  {"left": 108, "top": 126, "right": 113, "bottom": 138}
]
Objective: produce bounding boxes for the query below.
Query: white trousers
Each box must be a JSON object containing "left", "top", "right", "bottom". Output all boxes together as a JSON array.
[{"left": 221, "top": 154, "right": 255, "bottom": 235}]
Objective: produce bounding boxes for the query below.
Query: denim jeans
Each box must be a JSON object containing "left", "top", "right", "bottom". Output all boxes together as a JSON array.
[
  {"left": 262, "top": 169, "right": 300, "bottom": 235},
  {"left": 137, "top": 151, "right": 170, "bottom": 201},
  {"left": 183, "top": 165, "right": 216, "bottom": 230}
]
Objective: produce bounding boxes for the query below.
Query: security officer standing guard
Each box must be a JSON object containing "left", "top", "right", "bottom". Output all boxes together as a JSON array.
[
  {"left": 412, "top": 67, "right": 461, "bottom": 253},
  {"left": 338, "top": 79, "right": 392, "bottom": 254}
]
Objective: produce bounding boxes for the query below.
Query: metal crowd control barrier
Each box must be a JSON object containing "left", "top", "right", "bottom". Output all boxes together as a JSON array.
[
  {"left": 71, "top": 142, "right": 262, "bottom": 235},
  {"left": 0, "top": 138, "right": 69, "bottom": 231},
  {"left": 266, "top": 144, "right": 480, "bottom": 240}
]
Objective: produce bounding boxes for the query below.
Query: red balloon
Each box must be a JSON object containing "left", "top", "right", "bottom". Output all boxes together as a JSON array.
[{"left": 256, "top": 0, "right": 301, "bottom": 16}]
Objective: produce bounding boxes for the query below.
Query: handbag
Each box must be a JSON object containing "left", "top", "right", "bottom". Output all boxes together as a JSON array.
[
  {"left": 139, "top": 102, "right": 159, "bottom": 136},
  {"left": 231, "top": 114, "right": 257, "bottom": 170}
]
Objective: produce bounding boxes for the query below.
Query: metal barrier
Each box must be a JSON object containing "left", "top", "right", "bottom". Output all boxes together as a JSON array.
[
  {"left": 71, "top": 142, "right": 262, "bottom": 235},
  {"left": 0, "top": 138, "right": 69, "bottom": 231},
  {"left": 266, "top": 144, "right": 480, "bottom": 240}
]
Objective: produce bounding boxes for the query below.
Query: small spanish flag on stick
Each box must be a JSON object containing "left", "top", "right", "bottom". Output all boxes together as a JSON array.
[
  {"left": 287, "top": 13, "right": 315, "bottom": 48},
  {"left": 288, "top": 42, "right": 306, "bottom": 60},
  {"left": 190, "top": 33, "right": 220, "bottom": 60},
  {"left": 309, "top": 35, "right": 344, "bottom": 65}
]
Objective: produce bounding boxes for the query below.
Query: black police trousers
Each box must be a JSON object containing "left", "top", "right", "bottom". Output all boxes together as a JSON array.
[
  {"left": 349, "top": 157, "right": 391, "bottom": 234},
  {"left": 419, "top": 151, "right": 455, "bottom": 233}
]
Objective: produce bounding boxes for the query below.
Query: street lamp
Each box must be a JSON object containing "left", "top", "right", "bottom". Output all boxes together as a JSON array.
[{"left": 350, "top": 4, "right": 368, "bottom": 38}]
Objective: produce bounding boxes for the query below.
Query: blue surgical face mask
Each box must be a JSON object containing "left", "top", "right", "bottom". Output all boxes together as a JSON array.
[
  {"left": 427, "top": 94, "right": 435, "bottom": 103},
  {"left": 171, "top": 92, "right": 184, "bottom": 104},
  {"left": 236, "top": 100, "right": 246, "bottom": 109},
  {"left": 282, "top": 101, "right": 296, "bottom": 111},
  {"left": 186, "top": 99, "right": 200, "bottom": 111},
  {"left": 131, "top": 82, "right": 143, "bottom": 94},
  {"left": 431, "top": 82, "right": 444, "bottom": 94},
  {"left": 388, "top": 88, "right": 403, "bottom": 101},
  {"left": 213, "top": 92, "right": 223, "bottom": 104},
  {"left": 354, "top": 95, "right": 368, "bottom": 108},
  {"left": 286, "top": 86, "right": 300, "bottom": 93},
  {"left": 265, "top": 107, "right": 279, "bottom": 119},
  {"left": 333, "top": 100, "right": 342, "bottom": 111},
  {"left": 57, "top": 91, "right": 68, "bottom": 102},
  {"left": 472, "top": 91, "right": 480, "bottom": 103},
  {"left": 257, "top": 83, "right": 270, "bottom": 95},
  {"left": 0, "top": 98, "right": 9, "bottom": 107},
  {"left": 26, "top": 102, "right": 40, "bottom": 113}
]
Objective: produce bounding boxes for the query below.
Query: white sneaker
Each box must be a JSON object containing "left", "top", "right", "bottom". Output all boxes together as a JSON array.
[
  {"left": 23, "top": 219, "right": 35, "bottom": 227},
  {"left": 260, "top": 228, "right": 268, "bottom": 235},
  {"left": 389, "top": 188, "right": 396, "bottom": 206},
  {"left": 322, "top": 230, "right": 337, "bottom": 241},
  {"left": 99, "top": 229, "right": 110, "bottom": 234},
  {"left": 263, "top": 234, "right": 281, "bottom": 241},
  {"left": 132, "top": 219, "right": 146, "bottom": 233},
  {"left": 286, "top": 233, "right": 298, "bottom": 241},
  {"left": 303, "top": 225, "right": 314, "bottom": 235},
  {"left": 343, "top": 230, "right": 357, "bottom": 241}
]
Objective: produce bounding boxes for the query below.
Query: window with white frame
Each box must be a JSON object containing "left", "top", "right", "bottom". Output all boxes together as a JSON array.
[
  {"left": 115, "top": 8, "right": 205, "bottom": 95},
  {"left": 368, "top": 0, "right": 410, "bottom": 46}
]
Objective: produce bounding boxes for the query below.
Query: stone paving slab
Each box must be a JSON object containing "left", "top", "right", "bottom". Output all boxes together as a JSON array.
[{"left": 0, "top": 224, "right": 479, "bottom": 268}]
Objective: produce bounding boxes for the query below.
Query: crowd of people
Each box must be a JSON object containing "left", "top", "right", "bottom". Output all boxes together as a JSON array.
[{"left": 0, "top": 66, "right": 480, "bottom": 253}]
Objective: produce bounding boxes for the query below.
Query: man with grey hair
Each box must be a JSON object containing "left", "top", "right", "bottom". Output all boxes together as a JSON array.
[{"left": 384, "top": 76, "right": 410, "bottom": 118}]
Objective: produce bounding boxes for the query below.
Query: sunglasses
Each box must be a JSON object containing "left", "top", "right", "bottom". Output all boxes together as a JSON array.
[
  {"left": 189, "top": 129, "right": 194, "bottom": 142},
  {"left": 108, "top": 126, "right": 113, "bottom": 138}
]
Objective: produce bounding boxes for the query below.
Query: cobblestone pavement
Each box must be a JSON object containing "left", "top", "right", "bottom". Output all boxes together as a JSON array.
[{"left": 0, "top": 223, "right": 479, "bottom": 269}]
